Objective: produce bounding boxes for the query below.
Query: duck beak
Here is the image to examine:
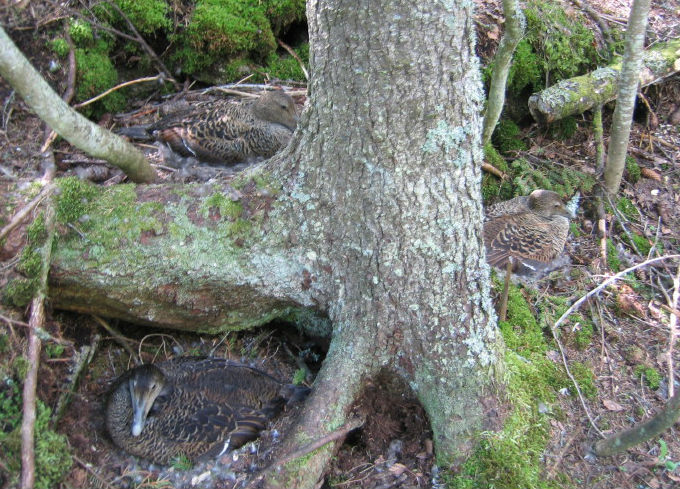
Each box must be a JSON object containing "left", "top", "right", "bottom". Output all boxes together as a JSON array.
[{"left": 130, "top": 384, "right": 153, "bottom": 437}]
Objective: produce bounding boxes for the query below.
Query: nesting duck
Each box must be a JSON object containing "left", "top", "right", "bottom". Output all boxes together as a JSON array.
[
  {"left": 105, "top": 357, "right": 309, "bottom": 464},
  {"left": 483, "top": 189, "right": 573, "bottom": 275},
  {"left": 120, "top": 91, "right": 297, "bottom": 165}
]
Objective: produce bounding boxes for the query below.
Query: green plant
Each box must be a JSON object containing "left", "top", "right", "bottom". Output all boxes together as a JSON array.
[
  {"left": 69, "top": 19, "right": 94, "bottom": 45},
  {"left": 658, "top": 440, "right": 680, "bottom": 472},
  {"left": 292, "top": 368, "right": 307, "bottom": 385},
  {"left": 49, "top": 38, "right": 70, "bottom": 58},
  {"left": 625, "top": 156, "right": 641, "bottom": 184},
  {"left": 171, "top": 453, "right": 193, "bottom": 470},
  {"left": 634, "top": 364, "right": 661, "bottom": 390},
  {"left": 606, "top": 238, "right": 620, "bottom": 271}
]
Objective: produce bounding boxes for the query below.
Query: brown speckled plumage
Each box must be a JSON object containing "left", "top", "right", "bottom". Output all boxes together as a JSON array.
[
  {"left": 484, "top": 189, "right": 572, "bottom": 273},
  {"left": 125, "top": 91, "right": 297, "bottom": 165},
  {"left": 106, "top": 357, "right": 308, "bottom": 464}
]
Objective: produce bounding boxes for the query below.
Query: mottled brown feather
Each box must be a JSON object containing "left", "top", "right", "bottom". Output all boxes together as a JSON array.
[
  {"left": 106, "top": 357, "right": 308, "bottom": 464},
  {"left": 127, "top": 91, "right": 297, "bottom": 165},
  {"left": 484, "top": 189, "right": 572, "bottom": 273}
]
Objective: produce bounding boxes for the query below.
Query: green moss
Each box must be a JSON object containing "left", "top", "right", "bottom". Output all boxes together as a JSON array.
[
  {"left": 12, "top": 357, "right": 29, "bottom": 380},
  {"left": 49, "top": 38, "right": 70, "bottom": 58},
  {"left": 616, "top": 197, "right": 638, "bottom": 221},
  {"left": 1, "top": 401, "right": 72, "bottom": 489},
  {"left": 202, "top": 193, "right": 243, "bottom": 220},
  {"left": 74, "top": 48, "right": 125, "bottom": 114},
  {"left": 492, "top": 120, "right": 527, "bottom": 154},
  {"left": 524, "top": 0, "right": 599, "bottom": 88},
  {"left": 45, "top": 344, "right": 65, "bottom": 359},
  {"left": 606, "top": 238, "right": 620, "bottom": 271},
  {"left": 176, "top": 0, "right": 277, "bottom": 74},
  {"left": 572, "top": 322, "right": 593, "bottom": 350},
  {"left": 621, "top": 232, "right": 653, "bottom": 256},
  {"left": 68, "top": 19, "right": 94, "bottom": 45},
  {"left": 570, "top": 362, "right": 597, "bottom": 398},
  {"left": 292, "top": 368, "right": 307, "bottom": 385},
  {"left": 260, "top": 0, "right": 306, "bottom": 33},
  {"left": 569, "top": 221, "right": 581, "bottom": 238},
  {"left": 55, "top": 177, "right": 99, "bottom": 224},
  {"left": 262, "top": 42, "right": 309, "bottom": 81},
  {"left": 625, "top": 156, "right": 641, "bottom": 184},
  {"left": 27, "top": 213, "right": 47, "bottom": 244},
  {"left": 17, "top": 247, "right": 42, "bottom": 277},
  {"left": 507, "top": 39, "right": 542, "bottom": 93},
  {"left": 548, "top": 117, "right": 578, "bottom": 140},
  {"left": 94, "top": 0, "right": 171, "bottom": 35},
  {"left": 2, "top": 278, "right": 37, "bottom": 308},
  {"left": 634, "top": 365, "right": 661, "bottom": 390}
]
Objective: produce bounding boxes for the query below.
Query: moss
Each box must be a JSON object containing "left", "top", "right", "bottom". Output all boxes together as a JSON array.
[
  {"left": 507, "top": 39, "right": 543, "bottom": 93},
  {"left": 569, "top": 362, "right": 597, "bottom": 398},
  {"left": 622, "top": 232, "right": 653, "bottom": 256},
  {"left": 2, "top": 278, "right": 37, "bottom": 308},
  {"left": 55, "top": 177, "right": 99, "bottom": 224},
  {"left": 523, "top": 0, "right": 599, "bottom": 88},
  {"left": 17, "top": 247, "right": 42, "bottom": 277},
  {"left": 548, "top": 117, "right": 577, "bottom": 140},
  {"left": 45, "top": 344, "right": 65, "bottom": 359},
  {"left": 492, "top": 119, "right": 527, "bottom": 154},
  {"left": 2, "top": 401, "right": 72, "bottom": 489},
  {"left": 260, "top": 0, "right": 306, "bottom": 33},
  {"left": 616, "top": 197, "right": 638, "bottom": 221},
  {"left": 572, "top": 321, "right": 593, "bottom": 350},
  {"left": 202, "top": 193, "right": 244, "bottom": 220},
  {"left": 74, "top": 47, "right": 125, "bottom": 115},
  {"left": 48, "top": 38, "right": 70, "bottom": 58},
  {"left": 12, "top": 356, "right": 29, "bottom": 380},
  {"left": 625, "top": 156, "right": 641, "bottom": 184},
  {"left": 606, "top": 238, "right": 620, "bottom": 271},
  {"left": 27, "top": 213, "right": 47, "bottom": 244},
  {"left": 175, "top": 0, "right": 277, "bottom": 74},
  {"left": 68, "top": 19, "right": 94, "bottom": 45},
  {"left": 93, "top": 0, "right": 171, "bottom": 35},
  {"left": 292, "top": 368, "right": 306, "bottom": 385},
  {"left": 261, "top": 42, "right": 309, "bottom": 81},
  {"left": 634, "top": 365, "right": 661, "bottom": 390}
]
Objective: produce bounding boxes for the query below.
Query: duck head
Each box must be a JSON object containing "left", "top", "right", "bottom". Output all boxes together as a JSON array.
[
  {"left": 528, "top": 189, "right": 573, "bottom": 219},
  {"left": 128, "top": 365, "right": 166, "bottom": 437},
  {"left": 252, "top": 91, "right": 298, "bottom": 131}
]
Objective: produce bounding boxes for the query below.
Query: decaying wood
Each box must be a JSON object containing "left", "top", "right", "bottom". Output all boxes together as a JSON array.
[{"left": 528, "top": 38, "right": 680, "bottom": 124}]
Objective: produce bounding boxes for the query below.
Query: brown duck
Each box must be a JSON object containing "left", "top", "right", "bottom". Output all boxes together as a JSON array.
[
  {"left": 484, "top": 189, "right": 572, "bottom": 275},
  {"left": 120, "top": 91, "right": 297, "bottom": 165},
  {"left": 106, "top": 357, "right": 309, "bottom": 464}
]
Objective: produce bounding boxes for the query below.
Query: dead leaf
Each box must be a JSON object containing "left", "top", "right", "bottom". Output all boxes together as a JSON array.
[
  {"left": 389, "top": 463, "right": 408, "bottom": 476},
  {"left": 640, "top": 167, "right": 661, "bottom": 181},
  {"left": 602, "top": 399, "right": 625, "bottom": 411},
  {"left": 487, "top": 26, "right": 500, "bottom": 40},
  {"left": 546, "top": 350, "right": 561, "bottom": 363},
  {"left": 647, "top": 476, "right": 660, "bottom": 489},
  {"left": 616, "top": 284, "right": 646, "bottom": 317}
]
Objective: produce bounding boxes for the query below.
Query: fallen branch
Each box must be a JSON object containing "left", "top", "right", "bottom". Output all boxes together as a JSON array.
[
  {"left": 529, "top": 38, "right": 680, "bottom": 124},
  {"left": 665, "top": 266, "right": 679, "bottom": 398},
  {"left": 0, "top": 183, "right": 53, "bottom": 242},
  {"left": 20, "top": 198, "right": 57, "bottom": 489}
]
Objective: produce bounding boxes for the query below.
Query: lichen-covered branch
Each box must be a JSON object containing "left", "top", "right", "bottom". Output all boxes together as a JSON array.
[{"left": 528, "top": 37, "right": 680, "bottom": 124}]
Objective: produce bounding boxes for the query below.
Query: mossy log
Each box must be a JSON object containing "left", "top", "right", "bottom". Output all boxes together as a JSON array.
[
  {"left": 47, "top": 179, "right": 329, "bottom": 336},
  {"left": 528, "top": 38, "right": 680, "bottom": 124}
]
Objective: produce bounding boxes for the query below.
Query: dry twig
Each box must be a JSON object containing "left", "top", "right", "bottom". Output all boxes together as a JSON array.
[
  {"left": 665, "top": 266, "right": 680, "bottom": 398},
  {"left": 277, "top": 39, "right": 309, "bottom": 80},
  {"left": 73, "top": 75, "right": 165, "bottom": 109}
]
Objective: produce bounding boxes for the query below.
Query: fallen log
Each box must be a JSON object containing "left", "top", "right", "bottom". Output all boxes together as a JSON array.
[{"left": 528, "top": 38, "right": 680, "bottom": 124}]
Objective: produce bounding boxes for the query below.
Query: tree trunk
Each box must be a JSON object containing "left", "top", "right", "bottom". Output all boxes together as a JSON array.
[
  {"left": 604, "top": 0, "right": 651, "bottom": 195},
  {"left": 45, "top": 0, "right": 503, "bottom": 486}
]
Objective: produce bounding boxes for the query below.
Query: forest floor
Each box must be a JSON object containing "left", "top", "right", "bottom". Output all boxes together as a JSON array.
[{"left": 1, "top": 0, "right": 680, "bottom": 488}]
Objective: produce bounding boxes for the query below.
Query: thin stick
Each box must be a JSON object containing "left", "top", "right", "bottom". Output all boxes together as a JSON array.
[
  {"left": 550, "top": 254, "right": 680, "bottom": 438},
  {"left": 20, "top": 201, "right": 57, "bottom": 489},
  {"left": 481, "top": 162, "right": 506, "bottom": 179},
  {"left": 0, "top": 183, "right": 54, "bottom": 242},
  {"left": 73, "top": 76, "right": 163, "bottom": 109},
  {"left": 498, "top": 260, "right": 512, "bottom": 321},
  {"left": 92, "top": 315, "right": 140, "bottom": 366},
  {"left": 277, "top": 39, "right": 309, "bottom": 80},
  {"left": 665, "top": 266, "right": 680, "bottom": 398}
]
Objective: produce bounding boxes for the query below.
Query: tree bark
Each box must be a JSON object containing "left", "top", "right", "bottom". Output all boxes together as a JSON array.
[
  {"left": 44, "top": 0, "right": 503, "bottom": 486},
  {"left": 0, "top": 26, "right": 156, "bottom": 184},
  {"left": 604, "top": 0, "right": 651, "bottom": 195},
  {"left": 528, "top": 37, "right": 678, "bottom": 125}
]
